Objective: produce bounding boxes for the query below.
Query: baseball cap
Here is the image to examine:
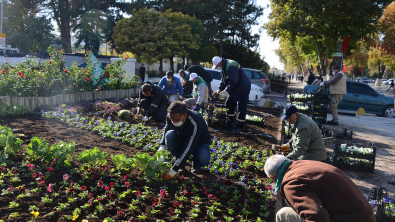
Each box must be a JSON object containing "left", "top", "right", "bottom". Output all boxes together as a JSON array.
[
  {"left": 212, "top": 56, "right": 222, "bottom": 69},
  {"left": 189, "top": 73, "right": 198, "bottom": 81},
  {"left": 281, "top": 105, "right": 298, "bottom": 120}
]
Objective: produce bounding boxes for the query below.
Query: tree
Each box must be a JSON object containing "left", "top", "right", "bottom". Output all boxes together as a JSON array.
[
  {"left": 265, "top": 0, "right": 392, "bottom": 76},
  {"left": 134, "top": 0, "right": 263, "bottom": 59},
  {"left": 113, "top": 8, "right": 202, "bottom": 75},
  {"left": 4, "top": 1, "right": 55, "bottom": 52}
]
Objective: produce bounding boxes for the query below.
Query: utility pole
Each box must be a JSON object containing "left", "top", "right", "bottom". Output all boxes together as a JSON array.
[{"left": 1, "top": 0, "right": 3, "bottom": 33}]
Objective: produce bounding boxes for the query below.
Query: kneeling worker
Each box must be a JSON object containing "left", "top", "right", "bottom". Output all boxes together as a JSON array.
[
  {"left": 184, "top": 73, "right": 209, "bottom": 111},
  {"left": 159, "top": 101, "right": 211, "bottom": 180},
  {"left": 137, "top": 82, "right": 170, "bottom": 122},
  {"left": 265, "top": 155, "right": 375, "bottom": 222},
  {"left": 281, "top": 105, "right": 327, "bottom": 161}
]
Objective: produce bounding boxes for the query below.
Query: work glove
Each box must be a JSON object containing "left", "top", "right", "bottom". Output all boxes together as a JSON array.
[
  {"left": 178, "top": 95, "right": 183, "bottom": 100},
  {"left": 320, "top": 82, "right": 325, "bottom": 86},
  {"left": 137, "top": 107, "right": 141, "bottom": 114},
  {"left": 193, "top": 104, "right": 200, "bottom": 111},
  {"left": 163, "top": 168, "right": 177, "bottom": 180},
  {"left": 281, "top": 143, "right": 290, "bottom": 148},
  {"left": 142, "top": 116, "right": 148, "bottom": 122},
  {"left": 158, "top": 145, "right": 166, "bottom": 151},
  {"left": 220, "top": 90, "right": 229, "bottom": 98}
]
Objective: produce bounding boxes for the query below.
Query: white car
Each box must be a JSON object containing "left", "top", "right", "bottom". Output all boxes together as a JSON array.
[
  {"left": 174, "top": 68, "right": 264, "bottom": 102},
  {"left": 383, "top": 79, "right": 393, "bottom": 85}
]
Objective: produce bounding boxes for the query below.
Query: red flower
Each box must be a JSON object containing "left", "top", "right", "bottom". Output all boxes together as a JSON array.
[
  {"left": 18, "top": 71, "right": 23, "bottom": 76},
  {"left": 73, "top": 84, "right": 76, "bottom": 88},
  {"left": 173, "top": 201, "right": 182, "bottom": 208},
  {"left": 105, "top": 186, "right": 111, "bottom": 192},
  {"left": 124, "top": 175, "right": 129, "bottom": 181},
  {"left": 124, "top": 182, "right": 130, "bottom": 188},
  {"left": 68, "top": 187, "right": 74, "bottom": 193},
  {"left": 92, "top": 174, "right": 99, "bottom": 180},
  {"left": 100, "top": 165, "right": 106, "bottom": 170},
  {"left": 169, "top": 208, "right": 175, "bottom": 216},
  {"left": 39, "top": 172, "right": 44, "bottom": 178},
  {"left": 81, "top": 186, "right": 87, "bottom": 191},
  {"left": 2, "top": 69, "right": 5, "bottom": 73},
  {"left": 46, "top": 167, "right": 53, "bottom": 173},
  {"left": 105, "top": 73, "right": 109, "bottom": 78},
  {"left": 97, "top": 180, "right": 103, "bottom": 187},
  {"left": 88, "top": 192, "right": 93, "bottom": 198},
  {"left": 136, "top": 76, "right": 139, "bottom": 79},
  {"left": 64, "top": 70, "right": 67, "bottom": 73},
  {"left": 135, "top": 191, "right": 141, "bottom": 197},
  {"left": 152, "top": 198, "right": 158, "bottom": 207},
  {"left": 99, "top": 87, "right": 102, "bottom": 91},
  {"left": 132, "top": 82, "right": 135, "bottom": 86},
  {"left": 225, "top": 180, "right": 232, "bottom": 186},
  {"left": 25, "top": 75, "right": 28, "bottom": 78},
  {"left": 49, "top": 60, "right": 52, "bottom": 64},
  {"left": 110, "top": 182, "right": 115, "bottom": 188},
  {"left": 179, "top": 175, "right": 184, "bottom": 180},
  {"left": 12, "top": 169, "right": 19, "bottom": 174},
  {"left": 117, "top": 210, "right": 125, "bottom": 216},
  {"left": 19, "top": 187, "right": 25, "bottom": 193},
  {"left": 40, "top": 180, "right": 45, "bottom": 186},
  {"left": 32, "top": 173, "right": 37, "bottom": 179},
  {"left": 192, "top": 200, "right": 199, "bottom": 205}
]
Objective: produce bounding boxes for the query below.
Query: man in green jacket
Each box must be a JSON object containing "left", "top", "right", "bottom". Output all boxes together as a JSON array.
[{"left": 282, "top": 105, "right": 327, "bottom": 161}]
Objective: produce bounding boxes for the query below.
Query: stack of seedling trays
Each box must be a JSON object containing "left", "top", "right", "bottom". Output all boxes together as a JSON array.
[
  {"left": 311, "top": 87, "right": 330, "bottom": 128},
  {"left": 332, "top": 142, "right": 376, "bottom": 173},
  {"left": 368, "top": 187, "right": 395, "bottom": 222},
  {"left": 286, "top": 92, "right": 312, "bottom": 116},
  {"left": 205, "top": 104, "right": 230, "bottom": 129}
]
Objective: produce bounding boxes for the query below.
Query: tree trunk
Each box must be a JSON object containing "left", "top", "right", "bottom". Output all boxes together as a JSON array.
[
  {"left": 330, "top": 42, "right": 343, "bottom": 73},
  {"left": 376, "top": 62, "right": 386, "bottom": 86},
  {"left": 159, "top": 58, "right": 163, "bottom": 77},
  {"left": 51, "top": 0, "right": 72, "bottom": 53},
  {"left": 169, "top": 57, "right": 174, "bottom": 72}
]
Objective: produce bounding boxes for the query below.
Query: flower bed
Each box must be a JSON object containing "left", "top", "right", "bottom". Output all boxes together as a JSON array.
[{"left": 332, "top": 143, "right": 376, "bottom": 173}]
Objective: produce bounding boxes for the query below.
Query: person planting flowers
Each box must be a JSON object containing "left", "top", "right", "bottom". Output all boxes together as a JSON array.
[
  {"left": 184, "top": 73, "right": 209, "bottom": 111},
  {"left": 160, "top": 101, "right": 211, "bottom": 180},
  {"left": 265, "top": 155, "right": 375, "bottom": 222},
  {"left": 137, "top": 82, "right": 170, "bottom": 122},
  {"left": 281, "top": 105, "right": 327, "bottom": 162}
]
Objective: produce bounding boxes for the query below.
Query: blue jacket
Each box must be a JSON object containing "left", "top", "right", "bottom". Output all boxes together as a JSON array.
[
  {"left": 219, "top": 59, "right": 251, "bottom": 102},
  {"left": 158, "top": 76, "right": 183, "bottom": 96},
  {"left": 160, "top": 109, "right": 211, "bottom": 171}
]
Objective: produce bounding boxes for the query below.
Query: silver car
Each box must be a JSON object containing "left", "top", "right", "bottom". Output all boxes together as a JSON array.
[{"left": 242, "top": 68, "right": 271, "bottom": 94}]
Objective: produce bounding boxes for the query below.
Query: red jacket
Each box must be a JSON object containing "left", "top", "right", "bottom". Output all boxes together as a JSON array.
[{"left": 280, "top": 160, "right": 375, "bottom": 222}]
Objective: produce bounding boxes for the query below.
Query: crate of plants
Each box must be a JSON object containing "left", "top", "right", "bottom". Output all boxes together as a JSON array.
[
  {"left": 206, "top": 107, "right": 228, "bottom": 128},
  {"left": 294, "top": 104, "right": 310, "bottom": 115},
  {"left": 334, "top": 143, "right": 376, "bottom": 161},
  {"left": 367, "top": 188, "right": 395, "bottom": 222},
  {"left": 287, "top": 93, "right": 312, "bottom": 103},
  {"left": 245, "top": 114, "right": 265, "bottom": 127},
  {"left": 332, "top": 143, "right": 376, "bottom": 173}
]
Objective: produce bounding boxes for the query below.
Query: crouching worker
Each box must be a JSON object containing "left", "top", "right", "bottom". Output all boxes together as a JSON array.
[
  {"left": 184, "top": 73, "right": 209, "bottom": 111},
  {"left": 137, "top": 82, "right": 170, "bottom": 122},
  {"left": 159, "top": 101, "right": 211, "bottom": 180},
  {"left": 265, "top": 155, "right": 375, "bottom": 222},
  {"left": 281, "top": 105, "right": 327, "bottom": 161}
]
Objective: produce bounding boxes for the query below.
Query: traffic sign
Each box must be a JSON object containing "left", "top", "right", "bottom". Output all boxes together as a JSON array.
[{"left": 332, "top": 52, "right": 343, "bottom": 57}]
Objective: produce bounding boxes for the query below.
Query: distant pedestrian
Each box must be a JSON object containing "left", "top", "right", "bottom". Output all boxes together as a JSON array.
[
  {"left": 291, "top": 75, "right": 294, "bottom": 80},
  {"left": 387, "top": 79, "right": 394, "bottom": 91},
  {"left": 300, "top": 76, "right": 304, "bottom": 83},
  {"left": 139, "top": 64, "right": 146, "bottom": 83},
  {"left": 307, "top": 72, "right": 315, "bottom": 85}
]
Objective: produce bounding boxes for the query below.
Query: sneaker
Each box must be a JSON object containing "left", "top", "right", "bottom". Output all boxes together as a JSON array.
[{"left": 326, "top": 120, "right": 339, "bottom": 125}]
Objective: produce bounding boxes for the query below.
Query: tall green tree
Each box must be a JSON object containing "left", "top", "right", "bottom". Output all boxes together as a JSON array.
[
  {"left": 4, "top": 0, "right": 55, "bottom": 52},
  {"left": 113, "top": 8, "right": 202, "bottom": 75},
  {"left": 265, "top": 0, "right": 392, "bottom": 76}
]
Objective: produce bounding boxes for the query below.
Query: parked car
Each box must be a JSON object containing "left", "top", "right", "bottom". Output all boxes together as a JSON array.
[
  {"left": 174, "top": 68, "right": 264, "bottom": 102},
  {"left": 383, "top": 79, "right": 393, "bottom": 85},
  {"left": 242, "top": 68, "right": 271, "bottom": 94},
  {"left": 304, "top": 81, "right": 394, "bottom": 117}
]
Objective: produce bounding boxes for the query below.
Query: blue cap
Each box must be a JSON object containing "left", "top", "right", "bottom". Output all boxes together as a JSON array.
[{"left": 281, "top": 105, "right": 298, "bottom": 120}]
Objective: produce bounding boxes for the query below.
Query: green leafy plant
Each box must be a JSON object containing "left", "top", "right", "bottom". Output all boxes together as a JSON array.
[
  {"left": 132, "top": 150, "right": 170, "bottom": 178},
  {"left": 26, "top": 137, "right": 50, "bottom": 161},
  {"left": 0, "top": 125, "right": 23, "bottom": 156},
  {"left": 111, "top": 154, "right": 135, "bottom": 171},
  {"left": 77, "top": 147, "right": 108, "bottom": 168},
  {"left": 117, "top": 110, "right": 131, "bottom": 119},
  {"left": 49, "top": 141, "right": 75, "bottom": 164}
]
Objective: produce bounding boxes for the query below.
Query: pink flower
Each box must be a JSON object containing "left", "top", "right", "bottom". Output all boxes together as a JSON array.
[
  {"left": 40, "top": 180, "right": 45, "bottom": 186},
  {"left": 19, "top": 187, "right": 25, "bottom": 193},
  {"left": 39, "top": 172, "right": 44, "bottom": 179},
  {"left": 124, "top": 182, "right": 130, "bottom": 188},
  {"left": 110, "top": 182, "right": 115, "bottom": 188},
  {"left": 169, "top": 208, "right": 175, "bottom": 216},
  {"left": 63, "top": 174, "right": 69, "bottom": 181},
  {"left": 47, "top": 183, "right": 53, "bottom": 193},
  {"left": 92, "top": 174, "right": 99, "bottom": 180},
  {"left": 160, "top": 189, "right": 167, "bottom": 199},
  {"left": 173, "top": 201, "right": 182, "bottom": 208},
  {"left": 81, "top": 186, "right": 87, "bottom": 191},
  {"left": 124, "top": 175, "right": 129, "bottom": 181},
  {"left": 135, "top": 191, "right": 141, "bottom": 197},
  {"left": 32, "top": 173, "right": 37, "bottom": 179},
  {"left": 97, "top": 180, "right": 103, "bottom": 187}
]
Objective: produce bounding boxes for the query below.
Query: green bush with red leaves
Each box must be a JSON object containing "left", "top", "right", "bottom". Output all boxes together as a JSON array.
[{"left": 0, "top": 46, "right": 140, "bottom": 97}]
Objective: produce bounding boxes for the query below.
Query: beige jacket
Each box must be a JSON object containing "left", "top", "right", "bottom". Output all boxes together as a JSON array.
[{"left": 327, "top": 71, "right": 346, "bottom": 95}]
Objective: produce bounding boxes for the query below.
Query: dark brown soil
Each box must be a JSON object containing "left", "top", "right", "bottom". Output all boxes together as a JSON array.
[{"left": 0, "top": 104, "right": 281, "bottom": 222}]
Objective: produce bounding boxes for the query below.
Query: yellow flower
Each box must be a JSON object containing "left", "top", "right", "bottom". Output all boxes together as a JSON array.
[
  {"left": 82, "top": 220, "right": 88, "bottom": 222},
  {"left": 30, "top": 211, "right": 39, "bottom": 218},
  {"left": 72, "top": 215, "right": 79, "bottom": 221},
  {"left": 103, "top": 220, "right": 108, "bottom": 222}
]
